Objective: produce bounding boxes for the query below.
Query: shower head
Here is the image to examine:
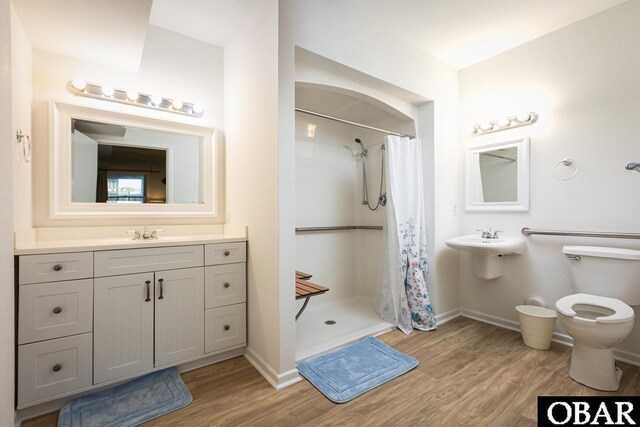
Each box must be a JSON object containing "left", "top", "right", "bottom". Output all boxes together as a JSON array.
[{"left": 355, "top": 138, "right": 367, "bottom": 157}]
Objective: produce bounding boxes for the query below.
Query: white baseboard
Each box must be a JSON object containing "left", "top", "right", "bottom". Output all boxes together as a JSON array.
[
  {"left": 436, "top": 308, "right": 461, "bottom": 325},
  {"left": 244, "top": 347, "right": 301, "bottom": 390},
  {"left": 460, "top": 308, "right": 640, "bottom": 367}
]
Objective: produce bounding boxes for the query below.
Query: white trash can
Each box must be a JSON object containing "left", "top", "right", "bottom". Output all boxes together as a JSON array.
[{"left": 515, "top": 305, "right": 557, "bottom": 350}]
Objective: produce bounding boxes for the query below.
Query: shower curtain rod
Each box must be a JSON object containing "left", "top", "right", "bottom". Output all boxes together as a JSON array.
[{"left": 295, "top": 108, "right": 416, "bottom": 139}]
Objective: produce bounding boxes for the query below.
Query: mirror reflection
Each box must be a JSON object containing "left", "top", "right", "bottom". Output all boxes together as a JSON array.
[
  {"left": 473, "top": 147, "right": 518, "bottom": 203},
  {"left": 71, "top": 120, "right": 202, "bottom": 205}
]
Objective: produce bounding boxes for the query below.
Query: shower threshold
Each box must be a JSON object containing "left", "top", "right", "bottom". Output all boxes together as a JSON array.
[{"left": 295, "top": 297, "right": 395, "bottom": 361}]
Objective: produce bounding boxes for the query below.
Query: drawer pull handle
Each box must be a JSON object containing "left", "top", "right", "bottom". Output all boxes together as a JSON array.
[
  {"left": 52, "top": 306, "right": 63, "bottom": 314},
  {"left": 224, "top": 282, "right": 230, "bottom": 288},
  {"left": 224, "top": 251, "right": 230, "bottom": 256},
  {"left": 224, "top": 325, "right": 230, "bottom": 331},
  {"left": 52, "top": 364, "right": 62, "bottom": 372},
  {"left": 53, "top": 264, "right": 63, "bottom": 272},
  {"left": 145, "top": 280, "right": 151, "bottom": 302},
  {"left": 158, "top": 278, "right": 164, "bottom": 300}
]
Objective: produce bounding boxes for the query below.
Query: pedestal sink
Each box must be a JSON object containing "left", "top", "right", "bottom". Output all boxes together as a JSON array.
[{"left": 446, "top": 234, "right": 527, "bottom": 279}]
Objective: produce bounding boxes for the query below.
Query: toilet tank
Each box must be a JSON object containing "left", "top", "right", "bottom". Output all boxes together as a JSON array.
[{"left": 563, "top": 246, "right": 640, "bottom": 305}]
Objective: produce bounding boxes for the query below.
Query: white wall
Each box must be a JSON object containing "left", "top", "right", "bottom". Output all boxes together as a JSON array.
[
  {"left": 11, "top": 3, "right": 32, "bottom": 234},
  {"left": 295, "top": 116, "right": 389, "bottom": 307},
  {"left": 225, "top": 0, "right": 298, "bottom": 388},
  {"left": 30, "top": 25, "right": 224, "bottom": 227},
  {"left": 282, "top": 0, "right": 461, "bottom": 320},
  {"left": 458, "top": 1, "right": 640, "bottom": 357},
  {"left": 0, "top": 1, "right": 15, "bottom": 424}
]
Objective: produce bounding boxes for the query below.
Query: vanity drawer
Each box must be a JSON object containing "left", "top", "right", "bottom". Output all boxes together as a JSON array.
[
  {"left": 205, "top": 263, "right": 246, "bottom": 309},
  {"left": 205, "top": 303, "right": 246, "bottom": 353},
  {"left": 18, "top": 333, "right": 93, "bottom": 406},
  {"left": 94, "top": 245, "right": 203, "bottom": 277},
  {"left": 204, "top": 242, "right": 246, "bottom": 265},
  {"left": 19, "top": 279, "right": 93, "bottom": 344},
  {"left": 19, "top": 252, "right": 93, "bottom": 285}
]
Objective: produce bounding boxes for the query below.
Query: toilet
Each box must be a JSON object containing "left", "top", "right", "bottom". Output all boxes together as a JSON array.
[{"left": 556, "top": 246, "right": 640, "bottom": 391}]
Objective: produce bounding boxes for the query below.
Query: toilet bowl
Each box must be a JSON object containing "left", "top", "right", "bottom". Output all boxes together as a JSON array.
[
  {"left": 556, "top": 246, "right": 640, "bottom": 391},
  {"left": 556, "top": 293, "right": 634, "bottom": 391}
]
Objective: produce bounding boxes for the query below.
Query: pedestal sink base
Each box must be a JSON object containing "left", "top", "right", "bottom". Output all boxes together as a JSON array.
[{"left": 472, "top": 254, "right": 504, "bottom": 280}]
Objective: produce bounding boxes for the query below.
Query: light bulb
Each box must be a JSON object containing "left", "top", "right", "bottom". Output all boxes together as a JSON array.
[
  {"left": 71, "top": 78, "right": 86, "bottom": 92},
  {"left": 516, "top": 113, "right": 532, "bottom": 123},
  {"left": 192, "top": 103, "right": 203, "bottom": 114},
  {"left": 497, "top": 117, "right": 511, "bottom": 127},
  {"left": 479, "top": 122, "right": 494, "bottom": 132},
  {"left": 150, "top": 95, "right": 163, "bottom": 106},
  {"left": 172, "top": 100, "right": 184, "bottom": 110},
  {"left": 126, "top": 90, "right": 139, "bottom": 102},
  {"left": 307, "top": 123, "right": 316, "bottom": 138},
  {"left": 101, "top": 85, "right": 114, "bottom": 97}
]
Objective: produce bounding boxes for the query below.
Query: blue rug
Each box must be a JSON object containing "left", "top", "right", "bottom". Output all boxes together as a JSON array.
[
  {"left": 297, "top": 336, "right": 418, "bottom": 403},
  {"left": 58, "top": 367, "right": 192, "bottom": 427}
]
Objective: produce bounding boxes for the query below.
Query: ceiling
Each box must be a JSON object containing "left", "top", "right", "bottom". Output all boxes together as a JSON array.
[
  {"left": 12, "top": 0, "right": 152, "bottom": 71},
  {"left": 12, "top": 0, "right": 629, "bottom": 71},
  {"left": 325, "top": 0, "right": 630, "bottom": 69}
]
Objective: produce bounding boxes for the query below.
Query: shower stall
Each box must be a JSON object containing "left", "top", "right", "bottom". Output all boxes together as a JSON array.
[{"left": 294, "top": 83, "right": 418, "bottom": 360}]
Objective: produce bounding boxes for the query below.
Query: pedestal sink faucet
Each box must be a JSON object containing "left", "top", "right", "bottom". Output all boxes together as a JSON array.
[{"left": 476, "top": 229, "right": 503, "bottom": 239}]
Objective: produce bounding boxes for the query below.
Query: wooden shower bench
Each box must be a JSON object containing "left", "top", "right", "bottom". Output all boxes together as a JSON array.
[{"left": 295, "top": 271, "right": 328, "bottom": 320}]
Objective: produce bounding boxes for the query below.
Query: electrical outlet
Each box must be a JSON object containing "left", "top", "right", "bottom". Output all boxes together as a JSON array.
[{"left": 452, "top": 204, "right": 457, "bottom": 216}]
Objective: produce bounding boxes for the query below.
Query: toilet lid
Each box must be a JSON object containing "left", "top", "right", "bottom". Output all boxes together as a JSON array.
[{"left": 556, "top": 293, "right": 634, "bottom": 324}]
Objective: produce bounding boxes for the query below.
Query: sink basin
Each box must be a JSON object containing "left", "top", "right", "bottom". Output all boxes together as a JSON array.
[
  {"left": 445, "top": 234, "right": 527, "bottom": 256},
  {"left": 446, "top": 234, "right": 527, "bottom": 279}
]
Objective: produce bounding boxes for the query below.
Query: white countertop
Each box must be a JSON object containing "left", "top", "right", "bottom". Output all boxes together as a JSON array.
[{"left": 15, "top": 232, "right": 247, "bottom": 255}]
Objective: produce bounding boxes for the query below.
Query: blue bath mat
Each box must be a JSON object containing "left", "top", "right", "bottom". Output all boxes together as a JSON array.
[
  {"left": 297, "top": 336, "right": 418, "bottom": 403},
  {"left": 58, "top": 367, "right": 192, "bottom": 427}
]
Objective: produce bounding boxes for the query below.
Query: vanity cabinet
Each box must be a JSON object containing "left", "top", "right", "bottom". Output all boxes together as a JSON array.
[{"left": 16, "top": 241, "right": 246, "bottom": 408}]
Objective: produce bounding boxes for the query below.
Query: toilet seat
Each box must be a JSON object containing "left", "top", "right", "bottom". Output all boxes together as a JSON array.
[{"left": 556, "top": 293, "right": 634, "bottom": 324}]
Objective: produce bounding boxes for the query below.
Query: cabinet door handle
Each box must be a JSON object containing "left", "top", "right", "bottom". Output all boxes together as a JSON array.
[
  {"left": 145, "top": 280, "right": 151, "bottom": 302},
  {"left": 52, "top": 364, "right": 62, "bottom": 372},
  {"left": 224, "top": 325, "right": 230, "bottom": 331},
  {"left": 158, "top": 278, "right": 164, "bottom": 300},
  {"left": 224, "top": 282, "right": 230, "bottom": 288},
  {"left": 224, "top": 251, "right": 230, "bottom": 256},
  {"left": 53, "top": 264, "right": 63, "bottom": 272},
  {"left": 52, "top": 306, "right": 63, "bottom": 314}
]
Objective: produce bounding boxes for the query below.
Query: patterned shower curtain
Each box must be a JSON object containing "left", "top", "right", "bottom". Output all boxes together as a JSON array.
[{"left": 375, "top": 135, "right": 436, "bottom": 334}]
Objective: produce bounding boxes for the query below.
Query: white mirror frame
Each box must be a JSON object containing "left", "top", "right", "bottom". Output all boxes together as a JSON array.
[
  {"left": 465, "top": 137, "right": 529, "bottom": 212},
  {"left": 49, "top": 101, "right": 223, "bottom": 220}
]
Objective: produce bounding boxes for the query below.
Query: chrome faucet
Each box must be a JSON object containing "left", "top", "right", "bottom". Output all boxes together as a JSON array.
[
  {"left": 127, "top": 227, "right": 164, "bottom": 240},
  {"left": 477, "top": 229, "right": 503, "bottom": 239}
]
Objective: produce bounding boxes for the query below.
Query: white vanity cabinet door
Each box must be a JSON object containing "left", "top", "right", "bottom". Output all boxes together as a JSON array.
[
  {"left": 205, "top": 263, "right": 246, "bottom": 309},
  {"left": 205, "top": 303, "right": 247, "bottom": 354},
  {"left": 94, "top": 272, "right": 154, "bottom": 384},
  {"left": 18, "top": 333, "right": 93, "bottom": 406},
  {"left": 204, "top": 242, "right": 246, "bottom": 265},
  {"left": 19, "top": 252, "right": 93, "bottom": 285},
  {"left": 155, "top": 267, "right": 205, "bottom": 367},
  {"left": 18, "top": 279, "right": 93, "bottom": 344}
]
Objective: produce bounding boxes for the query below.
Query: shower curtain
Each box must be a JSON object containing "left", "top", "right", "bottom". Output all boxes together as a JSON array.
[{"left": 375, "top": 135, "right": 436, "bottom": 334}]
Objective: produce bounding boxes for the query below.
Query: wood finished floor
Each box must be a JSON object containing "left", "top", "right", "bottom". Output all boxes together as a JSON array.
[{"left": 23, "top": 317, "right": 640, "bottom": 427}]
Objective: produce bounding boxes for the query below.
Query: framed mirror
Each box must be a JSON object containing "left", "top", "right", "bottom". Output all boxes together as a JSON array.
[
  {"left": 50, "top": 101, "right": 223, "bottom": 219},
  {"left": 465, "top": 137, "right": 529, "bottom": 211}
]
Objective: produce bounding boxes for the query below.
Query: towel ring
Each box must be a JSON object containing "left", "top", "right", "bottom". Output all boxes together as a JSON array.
[
  {"left": 552, "top": 158, "right": 577, "bottom": 180},
  {"left": 16, "top": 129, "right": 31, "bottom": 163}
]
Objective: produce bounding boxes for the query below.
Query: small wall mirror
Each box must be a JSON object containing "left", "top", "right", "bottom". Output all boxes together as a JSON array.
[
  {"left": 465, "top": 137, "right": 529, "bottom": 211},
  {"left": 51, "top": 101, "right": 222, "bottom": 220}
]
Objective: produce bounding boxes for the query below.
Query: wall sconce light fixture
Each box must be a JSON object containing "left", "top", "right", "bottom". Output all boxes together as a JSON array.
[
  {"left": 68, "top": 79, "right": 204, "bottom": 118},
  {"left": 472, "top": 112, "right": 538, "bottom": 136}
]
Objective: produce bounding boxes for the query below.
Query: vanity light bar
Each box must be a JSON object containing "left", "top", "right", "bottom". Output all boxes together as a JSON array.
[
  {"left": 472, "top": 112, "right": 538, "bottom": 136},
  {"left": 67, "top": 79, "right": 204, "bottom": 118}
]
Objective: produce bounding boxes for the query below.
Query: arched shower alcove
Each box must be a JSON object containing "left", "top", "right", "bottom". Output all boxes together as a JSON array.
[{"left": 294, "top": 82, "right": 418, "bottom": 360}]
